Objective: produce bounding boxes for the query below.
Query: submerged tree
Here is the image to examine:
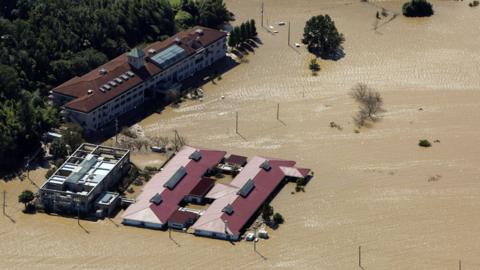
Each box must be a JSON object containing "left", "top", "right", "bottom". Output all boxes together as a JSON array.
[
  {"left": 350, "top": 83, "right": 385, "bottom": 127},
  {"left": 302, "top": 15, "right": 345, "bottom": 58},
  {"left": 273, "top": 213, "right": 284, "bottom": 225},
  {"left": 18, "top": 190, "right": 35, "bottom": 210},
  {"left": 261, "top": 204, "right": 274, "bottom": 221},
  {"left": 402, "top": 0, "right": 434, "bottom": 17}
]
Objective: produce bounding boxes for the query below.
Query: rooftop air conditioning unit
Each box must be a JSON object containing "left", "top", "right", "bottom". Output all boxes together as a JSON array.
[
  {"left": 175, "top": 37, "right": 181, "bottom": 44},
  {"left": 148, "top": 48, "right": 156, "bottom": 55},
  {"left": 195, "top": 28, "right": 204, "bottom": 35},
  {"left": 99, "top": 68, "right": 108, "bottom": 75},
  {"left": 87, "top": 89, "right": 94, "bottom": 95}
]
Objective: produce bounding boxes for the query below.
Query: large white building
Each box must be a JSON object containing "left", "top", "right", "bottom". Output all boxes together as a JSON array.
[
  {"left": 39, "top": 143, "right": 130, "bottom": 216},
  {"left": 50, "top": 27, "right": 227, "bottom": 134}
]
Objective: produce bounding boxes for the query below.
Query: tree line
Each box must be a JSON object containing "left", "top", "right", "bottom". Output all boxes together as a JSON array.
[
  {"left": 227, "top": 19, "right": 257, "bottom": 48},
  {"left": 0, "top": 0, "right": 232, "bottom": 173}
]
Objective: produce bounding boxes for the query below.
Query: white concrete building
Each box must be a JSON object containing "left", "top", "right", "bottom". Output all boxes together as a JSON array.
[
  {"left": 50, "top": 27, "right": 227, "bottom": 134},
  {"left": 39, "top": 143, "right": 130, "bottom": 215}
]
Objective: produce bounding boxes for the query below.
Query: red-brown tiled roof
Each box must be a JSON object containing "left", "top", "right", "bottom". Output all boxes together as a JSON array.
[
  {"left": 149, "top": 149, "right": 226, "bottom": 224},
  {"left": 53, "top": 26, "right": 226, "bottom": 113},
  {"left": 168, "top": 210, "right": 199, "bottom": 225},
  {"left": 189, "top": 177, "right": 215, "bottom": 197},
  {"left": 222, "top": 159, "right": 297, "bottom": 235}
]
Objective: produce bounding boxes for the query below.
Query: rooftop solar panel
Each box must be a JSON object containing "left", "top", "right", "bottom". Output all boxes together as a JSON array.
[
  {"left": 151, "top": 44, "right": 188, "bottom": 69},
  {"left": 150, "top": 193, "right": 163, "bottom": 205},
  {"left": 260, "top": 160, "right": 271, "bottom": 171},
  {"left": 237, "top": 179, "right": 255, "bottom": 198},
  {"left": 222, "top": 204, "right": 234, "bottom": 215},
  {"left": 189, "top": 150, "right": 202, "bottom": 161},
  {"left": 164, "top": 166, "right": 187, "bottom": 190}
]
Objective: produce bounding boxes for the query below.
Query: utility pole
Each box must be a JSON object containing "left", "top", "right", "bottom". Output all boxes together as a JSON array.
[
  {"left": 254, "top": 227, "right": 257, "bottom": 252},
  {"left": 358, "top": 246, "right": 362, "bottom": 268},
  {"left": 277, "top": 103, "right": 280, "bottom": 120},
  {"left": 2, "top": 191, "right": 5, "bottom": 216},
  {"left": 77, "top": 204, "right": 80, "bottom": 226},
  {"left": 235, "top": 112, "right": 239, "bottom": 134},
  {"left": 261, "top": 1, "right": 264, "bottom": 28},
  {"left": 288, "top": 21, "right": 291, "bottom": 46}
]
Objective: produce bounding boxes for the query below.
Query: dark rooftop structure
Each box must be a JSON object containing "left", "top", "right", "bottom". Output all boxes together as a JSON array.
[
  {"left": 188, "top": 177, "right": 215, "bottom": 198},
  {"left": 225, "top": 155, "right": 247, "bottom": 167},
  {"left": 167, "top": 210, "right": 199, "bottom": 229}
]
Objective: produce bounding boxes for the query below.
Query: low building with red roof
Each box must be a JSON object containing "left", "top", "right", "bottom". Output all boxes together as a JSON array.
[
  {"left": 122, "top": 146, "right": 225, "bottom": 229},
  {"left": 50, "top": 26, "right": 227, "bottom": 134},
  {"left": 122, "top": 146, "right": 312, "bottom": 241},
  {"left": 185, "top": 177, "right": 216, "bottom": 204}
]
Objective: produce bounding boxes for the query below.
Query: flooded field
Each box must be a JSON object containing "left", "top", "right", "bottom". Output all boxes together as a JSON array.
[{"left": 2, "top": 0, "right": 480, "bottom": 269}]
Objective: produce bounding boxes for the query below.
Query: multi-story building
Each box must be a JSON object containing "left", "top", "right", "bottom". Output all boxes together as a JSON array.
[
  {"left": 50, "top": 26, "right": 227, "bottom": 134},
  {"left": 39, "top": 143, "right": 130, "bottom": 216}
]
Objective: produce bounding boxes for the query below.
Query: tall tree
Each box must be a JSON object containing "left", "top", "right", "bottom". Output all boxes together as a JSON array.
[
  {"left": 240, "top": 23, "right": 248, "bottom": 42},
  {"left": 302, "top": 14, "right": 345, "bottom": 58},
  {"left": 249, "top": 19, "right": 257, "bottom": 37},
  {"left": 18, "top": 189, "right": 35, "bottom": 209}
]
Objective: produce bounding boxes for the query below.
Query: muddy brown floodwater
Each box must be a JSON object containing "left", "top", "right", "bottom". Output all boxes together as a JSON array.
[{"left": 2, "top": 0, "right": 480, "bottom": 269}]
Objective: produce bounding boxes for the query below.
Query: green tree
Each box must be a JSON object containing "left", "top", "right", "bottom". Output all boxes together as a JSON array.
[
  {"left": 273, "top": 213, "right": 284, "bottom": 224},
  {"left": 18, "top": 190, "right": 35, "bottom": 209},
  {"left": 309, "top": 58, "right": 320, "bottom": 72},
  {"left": 402, "top": 0, "right": 434, "bottom": 17},
  {"left": 0, "top": 64, "right": 21, "bottom": 100},
  {"left": 249, "top": 19, "right": 257, "bottom": 37},
  {"left": 196, "top": 0, "right": 231, "bottom": 28},
  {"left": 232, "top": 26, "right": 241, "bottom": 47},
  {"left": 261, "top": 204, "right": 274, "bottom": 221},
  {"left": 302, "top": 14, "right": 345, "bottom": 58},
  {"left": 175, "top": 10, "right": 194, "bottom": 29},
  {"left": 245, "top": 20, "right": 252, "bottom": 39},
  {"left": 228, "top": 29, "right": 237, "bottom": 47},
  {"left": 180, "top": 0, "right": 199, "bottom": 18},
  {"left": 45, "top": 167, "right": 57, "bottom": 179},
  {"left": 61, "top": 123, "right": 84, "bottom": 150},
  {"left": 240, "top": 22, "right": 248, "bottom": 42},
  {"left": 50, "top": 138, "right": 67, "bottom": 160}
]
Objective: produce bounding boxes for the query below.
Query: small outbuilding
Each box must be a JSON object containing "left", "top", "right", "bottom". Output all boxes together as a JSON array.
[
  {"left": 167, "top": 210, "right": 199, "bottom": 230},
  {"left": 185, "top": 177, "right": 215, "bottom": 204},
  {"left": 225, "top": 155, "right": 247, "bottom": 167}
]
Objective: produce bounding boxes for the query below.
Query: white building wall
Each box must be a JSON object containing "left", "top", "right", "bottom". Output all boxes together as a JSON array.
[{"left": 63, "top": 35, "right": 227, "bottom": 133}]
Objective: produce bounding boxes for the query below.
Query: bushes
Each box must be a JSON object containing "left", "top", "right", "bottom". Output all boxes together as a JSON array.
[
  {"left": 273, "top": 213, "right": 284, "bottom": 225},
  {"left": 309, "top": 58, "right": 320, "bottom": 73},
  {"left": 418, "top": 139, "right": 432, "bottom": 147},
  {"left": 469, "top": 1, "right": 479, "bottom": 7},
  {"left": 402, "top": 0, "right": 434, "bottom": 17}
]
